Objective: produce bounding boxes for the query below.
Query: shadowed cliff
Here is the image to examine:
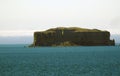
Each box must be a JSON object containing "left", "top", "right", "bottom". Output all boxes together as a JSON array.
[{"left": 31, "top": 27, "right": 115, "bottom": 46}]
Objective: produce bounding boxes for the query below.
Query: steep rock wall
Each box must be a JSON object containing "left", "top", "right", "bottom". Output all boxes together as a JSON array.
[{"left": 32, "top": 27, "right": 115, "bottom": 46}]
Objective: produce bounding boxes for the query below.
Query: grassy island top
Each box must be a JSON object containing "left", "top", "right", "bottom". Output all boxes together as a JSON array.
[{"left": 35, "top": 27, "right": 108, "bottom": 33}]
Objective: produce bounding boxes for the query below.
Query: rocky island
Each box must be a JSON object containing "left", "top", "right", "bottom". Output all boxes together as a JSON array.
[{"left": 30, "top": 27, "right": 115, "bottom": 47}]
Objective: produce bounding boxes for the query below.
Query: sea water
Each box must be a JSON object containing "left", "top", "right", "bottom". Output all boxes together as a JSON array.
[{"left": 0, "top": 45, "right": 120, "bottom": 76}]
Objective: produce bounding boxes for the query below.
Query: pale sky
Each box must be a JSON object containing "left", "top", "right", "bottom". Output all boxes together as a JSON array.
[{"left": 0, "top": 0, "right": 120, "bottom": 36}]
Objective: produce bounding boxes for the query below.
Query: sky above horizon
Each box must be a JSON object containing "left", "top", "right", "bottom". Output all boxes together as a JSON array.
[{"left": 0, "top": 0, "right": 120, "bottom": 36}]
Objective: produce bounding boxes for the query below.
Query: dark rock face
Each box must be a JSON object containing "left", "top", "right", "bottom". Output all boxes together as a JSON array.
[{"left": 32, "top": 27, "right": 115, "bottom": 46}]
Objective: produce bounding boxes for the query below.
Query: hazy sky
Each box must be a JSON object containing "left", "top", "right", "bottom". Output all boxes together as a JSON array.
[{"left": 0, "top": 0, "right": 120, "bottom": 36}]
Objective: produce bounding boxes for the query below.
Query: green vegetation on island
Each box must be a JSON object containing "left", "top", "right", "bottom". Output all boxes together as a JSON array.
[{"left": 30, "top": 27, "right": 115, "bottom": 47}]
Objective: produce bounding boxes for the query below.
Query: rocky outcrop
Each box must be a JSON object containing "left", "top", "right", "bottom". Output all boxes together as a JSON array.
[{"left": 31, "top": 27, "right": 115, "bottom": 46}]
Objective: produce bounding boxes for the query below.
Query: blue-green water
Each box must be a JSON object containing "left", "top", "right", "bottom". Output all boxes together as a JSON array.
[{"left": 0, "top": 45, "right": 120, "bottom": 76}]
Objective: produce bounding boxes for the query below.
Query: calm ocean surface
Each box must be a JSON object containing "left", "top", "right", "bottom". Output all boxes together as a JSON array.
[{"left": 0, "top": 45, "right": 120, "bottom": 76}]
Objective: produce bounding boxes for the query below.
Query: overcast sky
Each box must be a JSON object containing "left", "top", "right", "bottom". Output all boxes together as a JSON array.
[{"left": 0, "top": 0, "right": 120, "bottom": 36}]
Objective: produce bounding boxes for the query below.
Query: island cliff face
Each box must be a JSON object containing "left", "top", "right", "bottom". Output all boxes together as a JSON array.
[{"left": 32, "top": 27, "right": 115, "bottom": 46}]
